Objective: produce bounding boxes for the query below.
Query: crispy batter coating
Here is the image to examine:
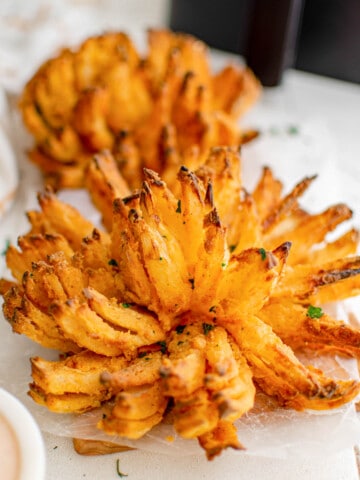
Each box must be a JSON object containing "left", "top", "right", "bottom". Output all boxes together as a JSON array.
[
  {"left": 2, "top": 152, "right": 360, "bottom": 459},
  {"left": 20, "top": 29, "right": 261, "bottom": 190}
]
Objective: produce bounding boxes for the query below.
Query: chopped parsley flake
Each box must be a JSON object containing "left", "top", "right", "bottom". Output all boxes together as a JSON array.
[
  {"left": 258, "top": 248, "right": 267, "bottom": 260},
  {"left": 116, "top": 459, "right": 128, "bottom": 478},
  {"left": 202, "top": 323, "right": 215, "bottom": 335},
  {"left": 307, "top": 305, "right": 324, "bottom": 319},
  {"left": 209, "top": 305, "right": 217, "bottom": 313},
  {"left": 229, "top": 244, "right": 237, "bottom": 253},
  {"left": 1, "top": 239, "right": 10, "bottom": 256},
  {"left": 121, "top": 302, "right": 131, "bottom": 308},
  {"left": 157, "top": 340, "right": 167, "bottom": 353},
  {"left": 176, "top": 199, "right": 182, "bottom": 213},
  {"left": 221, "top": 262, "right": 227, "bottom": 268},
  {"left": 287, "top": 125, "right": 299, "bottom": 135},
  {"left": 176, "top": 325, "right": 186, "bottom": 334},
  {"left": 188, "top": 278, "right": 195, "bottom": 289},
  {"left": 108, "top": 258, "right": 118, "bottom": 266}
]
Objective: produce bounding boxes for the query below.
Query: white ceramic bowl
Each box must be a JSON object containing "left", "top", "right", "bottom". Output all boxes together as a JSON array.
[{"left": 0, "top": 388, "right": 46, "bottom": 480}]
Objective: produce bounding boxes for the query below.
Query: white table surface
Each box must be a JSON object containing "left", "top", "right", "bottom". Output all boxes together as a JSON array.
[{"left": 1, "top": 1, "right": 360, "bottom": 479}]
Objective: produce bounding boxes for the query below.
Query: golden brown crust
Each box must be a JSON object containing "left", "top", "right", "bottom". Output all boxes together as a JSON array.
[
  {"left": 2, "top": 158, "right": 360, "bottom": 459},
  {"left": 19, "top": 29, "right": 261, "bottom": 190}
]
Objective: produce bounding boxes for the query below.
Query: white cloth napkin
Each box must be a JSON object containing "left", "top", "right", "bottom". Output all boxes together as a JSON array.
[
  {"left": 0, "top": 88, "right": 18, "bottom": 219},
  {"left": 0, "top": 0, "right": 167, "bottom": 93}
]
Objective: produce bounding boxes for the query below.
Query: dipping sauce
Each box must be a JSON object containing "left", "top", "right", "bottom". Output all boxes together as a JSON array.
[{"left": 0, "top": 413, "right": 20, "bottom": 480}]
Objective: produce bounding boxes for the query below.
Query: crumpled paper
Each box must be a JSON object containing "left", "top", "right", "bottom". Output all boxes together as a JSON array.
[{"left": 1, "top": 105, "right": 360, "bottom": 458}]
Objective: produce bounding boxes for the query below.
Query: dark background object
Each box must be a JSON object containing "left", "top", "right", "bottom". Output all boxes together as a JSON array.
[
  {"left": 295, "top": 0, "right": 360, "bottom": 84},
  {"left": 246, "top": 0, "right": 304, "bottom": 86},
  {"left": 169, "top": 0, "right": 253, "bottom": 54},
  {"left": 169, "top": 0, "right": 360, "bottom": 85},
  {"left": 169, "top": 0, "right": 304, "bottom": 86}
]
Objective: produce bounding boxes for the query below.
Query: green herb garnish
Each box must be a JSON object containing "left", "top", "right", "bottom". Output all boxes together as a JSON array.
[
  {"left": 175, "top": 325, "right": 186, "bottom": 334},
  {"left": 116, "top": 459, "right": 128, "bottom": 478},
  {"left": 258, "top": 248, "right": 266, "bottom": 260},
  {"left": 121, "top": 302, "right": 131, "bottom": 308},
  {"left": 229, "top": 244, "right": 237, "bottom": 253},
  {"left": 287, "top": 125, "right": 299, "bottom": 135},
  {"left": 1, "top": 239, "right": 10, "bottom": 256},
  {"left": 157, "top": 340, "right": 167, "bottom": 354},
  {"left": 202, "top": 323, "right": 215, "bottom": 335},
  {"left": 307, "top": 305, "right": 324, "bottom": 319},
  {"left": 108, "top": 258, "right": 118, "bottom": 266},
  {"left": 176, "top": 199, "right": 182, "bottom": 213},
  {"left": 209, "top": 305, "right": 217, "bottom": 313},
  {"left": 188, "top": 278, "right": 195, "bottom": 289}
]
